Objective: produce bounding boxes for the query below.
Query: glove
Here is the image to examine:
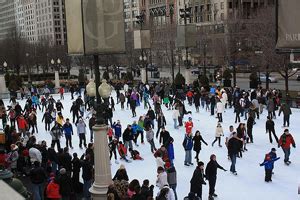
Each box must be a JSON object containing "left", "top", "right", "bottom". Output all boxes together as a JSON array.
[{"left": 292, "top": 144, "right": 296, "bottom": 148}]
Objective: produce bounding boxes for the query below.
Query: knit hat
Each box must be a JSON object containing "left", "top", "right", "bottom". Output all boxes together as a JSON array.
[
  {"left": 0, "top": 169, "right": 13, "bottom": 179},
  {"left": 271, "top": 148, "right": 276, "bottom": 152},
  {"left": 59, "top": 168, "right": 66, "bottom": 175}
]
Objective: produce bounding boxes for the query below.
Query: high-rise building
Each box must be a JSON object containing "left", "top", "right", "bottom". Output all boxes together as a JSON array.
[
  {"left": 0, "top": 0, "right": 66, "bottom": 45},
  {"left": 0, "top": 0, "right": 16, "bottom": 40},
  {"left": 124, "top": 0, "right": 143, "bottom": 32}
]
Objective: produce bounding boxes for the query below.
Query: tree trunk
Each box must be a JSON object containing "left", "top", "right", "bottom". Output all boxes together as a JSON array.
[{"left": 285, "top": 70, "right": 289, "bottom": 97}]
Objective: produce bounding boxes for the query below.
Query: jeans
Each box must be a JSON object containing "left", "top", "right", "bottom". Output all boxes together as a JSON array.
[
  {"left": 230, "top": 154, "right": 237, "bottom": 172},
  {"left": 170, "top": 184, "right": 177, "bottom": 200},
  {"left": 148, "top": 139, "right": 156, "bottom": 153},
  {"left": 282, "top": 147, "right": 290, "bottom": 162},
  {"left": 124, "top": 140, "right": 133, "bottom": 150},
  {"left": 283, "top": 115, "right": 290, "bottom": 127},
  {"left": 184, "top": 150, "right": 192, "bottom": 164},
  {"left": 83, "top": 179, "right": 92, "bottom": 199},
  {"left": 32, "top": 183, "right": 44, "bottom": 200},
  {"left": 173, "top": 118, "right": 177, "bottom": 129},
  {"left": 65, "top": 135, "right": 72, "bottom": 148}
]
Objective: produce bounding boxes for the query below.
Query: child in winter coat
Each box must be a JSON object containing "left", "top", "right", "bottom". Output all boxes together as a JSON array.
[
  {"left": 185, "top": 117, "right": 194, "bottom": 135},
  {"left": 212, "top": 123, "right": 224, "bottom": 147},
  {"left": 260, "top": 152, "right": 280, "bottom": 182},
  {"left": 46, "top": 177, "right": 62, "bottom": 200},
  {"left": 129, "top": 148, "right": 143, "bottom": 160},
  {"left": 118, "top": 141, "right": 130, "bottom": 162}
]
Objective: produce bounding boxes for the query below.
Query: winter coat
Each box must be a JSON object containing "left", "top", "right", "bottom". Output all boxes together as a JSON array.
[
  {"left": 185, "top": 121, "right": 193, "bottom": 134},
  {"left": 193, "top": 135, "right": 207, "bottom": 152},
  {"left": 58, "top": 174, "right": 72, "bottom": 196},
  {"left": 131, "top": 124, "right": 138, "bottom": 135},
  {"left": 279, "top": 133, "right": 296, "bottom": 149},
  {"left": 81, "top": 159, "right": 93, "bottom": 181},
  {"left": 50, "top": 126, "right": 62, "bottom": 140},
  {"left": 227, "top": 137, "right": 240, "bottom": 156},
  {"left": 190, "top": 166, "right": 206, "bottom": 193},
  {"left": 146, "top": 130, "right": 155, "bottom": 142},
  {"left": 183, "top": 135, "right": 193, "bottom": 151},
  {"left": 147, "top": 110, "right": 156, "bottom": 120},
  {"left": 62, "top": 123, "right": 73, "bottom": 136},
  {"left": 215, "top": 126, "right": 224, "bottom": 137},
  {"left": 260, "top": 157, "right": 280, "bottom": 170},
  {"left": 113, "top": 123, "right": 122, "bottom": 138},
  {"left": 157, "top": 116, "right": 166, "bottom": 128},
  {"left": 159, "top": 131, "right": 170, "bottom": 145},
  {"left": 247, "top": 116, "right": 254, "bottom": 129},
  {"left": 216, "top": 102, "right": 224, "bottom": 113},
  {"left": 29, "top": 147, "right": 42, "bottom": 163},
  {"left": 46, "top": 180, "right": 61, "bottom": 199},
  {"left": 167, "top": 143, "right": 175, "bottom": 160},
  {"left": 7, "top": 150, "right": 19, "bottom": 169},
  {"left": 279, "top": 103, "right": 292, "bottom": 116},
  {"left": 29, "top": 166, "right": 46, "bottom": 184},
  {"left": 267, "top": 99, "right": 275, "bottom": 112},
  {"left": 205, "top": 160, "right": 225, "bottom": 180},
  {"left": 156, "top": 171, "right": 168, "bottom": 189},
  {"left": 194, "top": 93, "right": 201, "bottom": 107},
  {"left": 123, "top": 128, "right": 133, "bottom": 142},
  {"left": 167, "top": 166, "right": 177, "bottom": 186},
  {"left": 76, "top": 122, "right": 86, "bottom": 135},
  {"left": 266, "top": 119, "right": 275, "bottom": 132},
  {"left": 42, "top": 112, "right": 52, "bottom": 123},
  {"left": 118, "top": 144, "right": 127, "bottom": 157},
  {"left": 113, "top": 168, "right": 129, "bottom": 181}
]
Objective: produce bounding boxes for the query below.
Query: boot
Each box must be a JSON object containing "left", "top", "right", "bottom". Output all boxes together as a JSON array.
[{"left": 208, "top": 195, "right": 214, "bottom": 200}]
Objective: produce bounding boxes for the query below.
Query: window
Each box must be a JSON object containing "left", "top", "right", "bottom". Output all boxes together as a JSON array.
[{"left": 221, "top": 2, "right": 224, "bottom": 10}]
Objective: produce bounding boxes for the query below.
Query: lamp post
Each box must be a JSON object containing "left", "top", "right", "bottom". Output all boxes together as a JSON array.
[
  {"left": 3, "top": 61, "right": 7, "bottom": 74},
  {"left": 87, "top": 58, "right": 113, "bottom": 199},
  {"left": 51, "top": 58, "right": 61, "bottom": 89},
  {"left": 26, "top": 53, "right": 31, "bottom": 83},
  {"left": 232, "top": 42, "right": 241, "bottom": 87},
  {"left": 139, "top": 54, "right": 148, "bottom": 83},
  {"left": 57, "top": 58, "right": 61, "bottom": 72}
]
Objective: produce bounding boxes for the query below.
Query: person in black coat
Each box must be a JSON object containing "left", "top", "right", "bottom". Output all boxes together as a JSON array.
[
  {"left": 60, "top": 147, "right": 72, "bottom": 173},
  {"left": 29, "top": 161, "right": 47, "bottom": 200},
  {"left": 140, "top": 179, "right": 154, "bottom": 199},
  {"left": 130, "top": 97, "right": 137, "bottom": 117},
  {"left": 193, "top": 91, "right": 201, "bottom": 112},
  {"left": 265, "top": 116, "right": 279, "bottom": 143},
  {"left": 58, "top": 168, "right": 73, "bottom": 199},
  {"left": 234, "top": 100, "right": 242, "bottom": 123},
  {"left": 156, "top": 113, "right": 166, "bottom": 138},
  {"left": 159, "top": 127, "right": 170, "bottom": 145},
  {"left": 147, "top": 108, "right": 156, "bottom": 128},
  {"left": 190, "top": 161, "right": 206, "bottom": 199},
  {"left": 42, "top": 109, "right": 52, "bottom": 131},
  {"left": 247, "top": 116, "right": 254, "bottom": 143},
  {"left": 205, "top": 154, "right": 227, "bottom": 200},
  {"left": 227, "top": 132, "right": 241, "bottom": 175},
  {"left": 71, "top": 153, "right": 82, "bottom": 192},
  {"left": 210, "top": 95, "right": 216, "bottom": 116},
  {"left": 193, "top": 131, "right": 208, "bottom": 162}
]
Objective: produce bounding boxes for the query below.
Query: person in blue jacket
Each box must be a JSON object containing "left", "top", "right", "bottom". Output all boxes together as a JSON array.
[
  {"left": 183, "top": 133, "right": 194, "bottom": 166},
  {"left": 260, "top": 151, "right": 280, "bottom": 182},
  {"left": 62, "top": 118, "right": 74, "bottom": 149},
  {"left": 112, "top": 120, "right": 122, "bottom": 140},
  {"left": 131, "top": 121, "right": 139, "bottom": 146}
]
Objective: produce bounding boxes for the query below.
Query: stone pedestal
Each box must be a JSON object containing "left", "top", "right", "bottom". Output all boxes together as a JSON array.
[
  {"left": 0, "top": 75, "right": 9, "bottom": 99},
  {"left": 141, "top": 68, "right": 147, "bottom": 84},
  {"left": 185, "top": 69, "right": 191, "bottom": 85},
  {"left": 54, "top": 71, "right": 60, "bottom": 89},
  {"left": 89, "top": 124, "right": 112, "bottom": 200}
]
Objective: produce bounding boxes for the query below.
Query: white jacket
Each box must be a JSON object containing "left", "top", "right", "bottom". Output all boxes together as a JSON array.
[
  {"left": 29, "top": 147, "right": 42, "bottom": 163},
  {"left": 156, "top": 157, "right": 165, "bottom": 168},
  {"left": 156, "top": 171, "right": 168, "bottom": 189},
  {"left": 216, "top": 102, "right": 224, "bottom": 113},
  {"left": 157, "top": 185, "right": 176, "bottom": 200},
  {"left": 221, "top": 92, "right": 228, "bottom": 103},
  {"left": 215, "top": 127, "right": 224, "bottom": 137}
]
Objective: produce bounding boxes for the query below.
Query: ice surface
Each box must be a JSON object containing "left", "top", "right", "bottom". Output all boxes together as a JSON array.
[{"left": 3, "top": 92, "right": 299, "bottom": 200}]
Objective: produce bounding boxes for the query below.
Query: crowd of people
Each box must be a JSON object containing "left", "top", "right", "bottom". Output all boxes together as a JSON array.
[{"left": 0, "top": 82, "right": 297, "bottom": 200}]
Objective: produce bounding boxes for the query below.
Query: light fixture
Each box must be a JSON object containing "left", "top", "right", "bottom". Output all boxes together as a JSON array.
[
  {"left": 86, "top": 79, "right": 96, "bottom": 97},
  {"left": 57, "top": 58, "right": 61, "bottom": 64},
  {"left": 51, "top": 59, "right": 55, "bottom": 65},
  {"left": 3, "top": 61, "right": 7, "bottom": 68},
  {"left": 98, "top": 79, "right": 112, "bottom": 99}
]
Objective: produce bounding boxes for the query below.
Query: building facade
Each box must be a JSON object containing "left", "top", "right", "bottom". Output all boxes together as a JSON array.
[
  {"left": 0, "top": 0, "right": 16, "bottom": 40},
  {"left": 0, "top": 0, "right": 66, "bottom": 45}
]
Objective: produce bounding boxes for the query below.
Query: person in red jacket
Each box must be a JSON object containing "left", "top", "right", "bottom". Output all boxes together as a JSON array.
[
  {"left": 46, "top": 177, "right": 62, "bottom": 200},
  {"left": 17, "top": 115, "right": 28, "bottom": 137},
  {"left": 185, "top": 117, "right": 194, "bottom": 135},
  {"left": 187, "top": 90, "right": 194, "bottom": 106},
  {"left": 278, "top": 129, "right": 296, "bottom": 165},
  {"left": 59, "top": 87, "right": 64, "bottom": 100},
  {"left": 118, "top": 141, "right": 130, "bottom": 162}
]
